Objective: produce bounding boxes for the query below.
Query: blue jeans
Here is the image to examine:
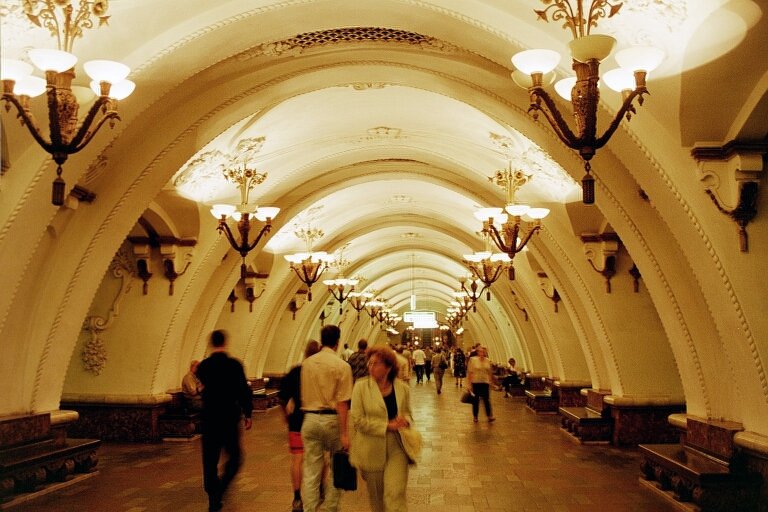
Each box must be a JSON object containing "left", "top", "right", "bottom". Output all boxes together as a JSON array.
[{"left": 301, "top": 413, "right": 343, "bottom": 511}]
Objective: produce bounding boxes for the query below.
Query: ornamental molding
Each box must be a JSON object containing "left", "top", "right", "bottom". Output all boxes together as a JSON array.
[{"left": 81, "top": 245, "right": 135, "bottom": 375}]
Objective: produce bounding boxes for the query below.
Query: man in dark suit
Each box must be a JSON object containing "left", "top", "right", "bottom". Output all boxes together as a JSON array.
[{"left": 196, "top": 330, "right": 253, "bottom": 512}]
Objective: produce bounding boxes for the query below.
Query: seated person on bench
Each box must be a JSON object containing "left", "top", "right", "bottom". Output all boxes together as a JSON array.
[
  {"left": 502, "top": 358, "right": 523, "bottom": 397},
  {"left": 182, "top": 360, "right": 204, "bottom": 411}
]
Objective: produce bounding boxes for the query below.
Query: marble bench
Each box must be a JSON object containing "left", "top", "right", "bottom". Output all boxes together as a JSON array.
[
  {"left": 159, "top": 392, "right": 200, "bottom": 439},
  {"left": 639, "top": 415, "right": 761, "bottom": 512},
  {"left": 559, "top": 389, "right": 612, "bottom": 444},
  {"left": 525, "top": 390, "right": 558, "bottom": 413}
]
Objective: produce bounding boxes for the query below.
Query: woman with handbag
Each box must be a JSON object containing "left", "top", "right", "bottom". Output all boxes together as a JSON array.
[
  {"left": 350, "top": 345, "right": 415, "bottom": 512},
  {"left": 466, "top": 346, "right": 496, "bottom": 423}
]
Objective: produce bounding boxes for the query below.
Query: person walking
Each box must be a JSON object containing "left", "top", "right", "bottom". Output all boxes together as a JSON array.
[
  {"left": 350, "top": 345, "right": 414, "bottom": 512},
  {"left": 466, "top": 346, "right": 495, "bottom": 423},
  {"left": 423, "top": 346, "right": 433, "bottom": 382},
  {"left": 453, "top": 348, "right": 467, "bottom": 388},
  {"left": 411, "top": 346, "right": 426, "bottom": 384},
  {"left": 300, "top": 325, "right": 354, "bottom": 512},
  {"left": 431, "top": 348, "right": 448, "bottom": 395},
  {"left": 279, "top": 340, "right": 322, "bottom": 512},
  {"left": 196, "top": 330, "right": 253, "bottom": 512},
  {"left": 347, "top": 339, "right": 369, "bottom": 382}
]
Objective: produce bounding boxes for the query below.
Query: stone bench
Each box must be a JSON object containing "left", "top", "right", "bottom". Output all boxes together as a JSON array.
[
  {"left": 0, "top": 412, "right": 100, "bottom": 504},
  {"left": 559, "top": 389, "right": 612, "bottom": 444},
  {"left": 639, "top": 443, "right": 759, "bottom": 511},
  {"left": 525, "top": 390, "right": 558, "bottom": 413},
  {"left": 252, "top": 389, "right": 280, "bottom": 412},
  {"left": 159, "top": 391, "right": 200, "bottom": 439},
  {"left": 639, "top": 415, "right": 761, "bottom": 512}
]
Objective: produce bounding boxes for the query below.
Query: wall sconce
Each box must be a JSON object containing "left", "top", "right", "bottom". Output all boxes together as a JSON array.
[
  {"left": 1, "top": 0, "right": 136, "bottom": 205},
  {"left": 512, "top": 0, "right": 664, "bottom": 204},
  {"left": 693, "top": 141, "right": 767, "bottom": 252},
  {"left": 538, "top": 272, "right": 561, "bottom": 312},
  {"left": 581, "top": 233, "right": 620, "bottom": 293}
]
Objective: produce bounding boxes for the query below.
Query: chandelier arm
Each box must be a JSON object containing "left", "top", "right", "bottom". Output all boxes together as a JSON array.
[
  {"left": 487, "top": 225, "right": 512, "bottom": 254},
  {"left": 217, "top": 220, "right": 240, "bottom": 251},
  {"left": 245, "top": 224, "right": 271, "bottom": 253},
  {"left": 67, "top": 100, "right": 120, "bottom": 152},
  {"left": 529, "top": 89, "right": 581, "bottom": 148},
  {"left": 515, "top": 225, "right": 542, "bottom": 252},
  {"left": 594, "top": 90, "right": 647, "bottom": 149},
  {"left": 2, "top": 95, "right": 55, "bottom": 153}
]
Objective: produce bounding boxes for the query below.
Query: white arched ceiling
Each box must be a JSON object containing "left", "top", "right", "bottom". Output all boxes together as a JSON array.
[{"left": 1, "top": 0, "right": 767, "bottom": 438}]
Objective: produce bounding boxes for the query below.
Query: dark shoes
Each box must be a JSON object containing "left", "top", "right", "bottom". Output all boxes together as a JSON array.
[
  {"left": 291, "top": 498, "right": 304, "bottom": 511},
  {"left": 208, "top": 497, "right": 223, "bottom": 512},
  {"left": 488, "top": 417, "right": 496, "bottom": 423}
]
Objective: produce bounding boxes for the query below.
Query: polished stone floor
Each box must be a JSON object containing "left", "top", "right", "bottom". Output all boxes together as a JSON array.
[{"left": 10, "top": 378, "right": 676, "bottom": 511}]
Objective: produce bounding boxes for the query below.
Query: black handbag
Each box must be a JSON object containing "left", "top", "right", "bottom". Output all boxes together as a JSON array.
[
  {"left": 332, "top": 450, "right": 357, "bottom": 490},
  {"left": 460, "top": 390, "right": 474, "bottom": 404}
]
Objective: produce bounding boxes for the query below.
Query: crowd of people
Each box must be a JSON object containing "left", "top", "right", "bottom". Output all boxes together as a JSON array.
[{"left": 186, "top": 328, "right": 525, "bottom": 512}]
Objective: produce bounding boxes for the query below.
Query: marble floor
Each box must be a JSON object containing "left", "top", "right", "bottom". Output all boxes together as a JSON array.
[{"left": 8, "top": 379, "right": 677, "bottom": 512}]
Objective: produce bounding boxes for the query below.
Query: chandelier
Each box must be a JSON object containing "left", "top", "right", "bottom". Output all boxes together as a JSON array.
[
  {"left": 463, "top": 232, "right": 511, "bottom": 295},
  {"left": 1, "top": 0, "right": 136, "bottom": 205},
  {"left": 475, "top": 165, "right": 549, "bottom": 279},
  {"left": 211, "top": 139, "right": 279, "bottom": 279},
  {"left": 284, "top": 227, "right": 334, "bottom": 301},
  {"left": 348, "top": 291, "right": 374, "bottom": 319},
  {"left": 365, "top": 298, "right": 385, "bottom": 325},
  {"left": 457, "top": 277, "right": 486, "bottom": 309},
  {"left": 512, "top": 0, "right": 664, "bottom": 204},
  {"left": 323, "top": 277, "right": 359, "bottom": 314}
]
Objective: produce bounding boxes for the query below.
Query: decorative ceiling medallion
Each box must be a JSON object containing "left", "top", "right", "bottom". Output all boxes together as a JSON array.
[
  {"left": 366, "top": 126, "right": 402, "bottom": 141},
  {"left": 237, "top": 27, "right": 460, "bottom": 60},
  {"left": 390, "top": 194, "right": 413, "bottom": 204},
  {"left": 349, "top": 82, "right": 391, "bottom": 91}
]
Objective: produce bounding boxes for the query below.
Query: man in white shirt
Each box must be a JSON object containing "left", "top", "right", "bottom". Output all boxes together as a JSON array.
[
  {"left": 411, "top": 347, "right": 426, "bottom": 384},
  {"left": 300, "top": 325, "right": 354, "bottom": 512}
]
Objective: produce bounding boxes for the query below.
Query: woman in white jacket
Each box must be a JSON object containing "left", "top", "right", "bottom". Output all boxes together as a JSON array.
[{"left": 349, "top": 345, "right": 413, "bottom": 512}]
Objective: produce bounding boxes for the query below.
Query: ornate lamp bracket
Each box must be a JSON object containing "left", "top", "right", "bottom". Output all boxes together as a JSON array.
[
  {"left": 537, "top": 272, "right": 561, "bottom": 313},
  {"left": 161, "top": 244, "right": 193, "bottom": 296},
  {"left": 581, "top": 233, "right": 620, "bottom": 293},
  {"left": 693, "top": 141, "right": 768, "bottom": 252},
  {"left": 289, "top": 290, "right": 308, "bottom": 320},
  {"left": 244, "top": 271, "right": 268, "bottom": 312},
  {"left": 132, "top": 243, "right": 152, "bottom": 295}
]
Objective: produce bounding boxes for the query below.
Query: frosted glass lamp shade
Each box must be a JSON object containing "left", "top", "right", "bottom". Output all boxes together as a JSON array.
[
  {"left": 255, "top": 206, "right": 280, "bottom": 221},
  {"left": 474, "top": 207, "right": 503, "bottom": 221},
  {"left": 554, "top": 76, "right": 576, "bottom": 100},
  {"left": 91, "top": 79, "right": 135, "bottom": 99},
  {"left": 511, "top": 49, "right": 561, "bottom": 75},
  {"left": 527, "top": 207, "right": 550, "bottom": 219},
  {"left": 210, "top": 204, "right": 236, "bottom": 218},
  {"left": 109, "top": 79, "right": 135, "bottom": 100},
  {"left": 84, "top": 60, "right": 130, "bottom": 83},
  {"left": 602, "top": 68, "right": 635, "bottom": 92},
  {"left": 505, "top": 203, "right": 531, "bottom": 216},
  {"left": 615, "top": 46, "right": 665, "bottom": 72},
  {"left": 568, "top": 34, "right": 616, "bottom": 63},
  {"left": 1, "top": 59, "right": 33, "bottom": 81},
  {"left": 490, "top": 253, "right": 511, "bottom": 262},
  {"left": 14, "top": 76, "right": 46, "bottom": 97},
  {"left": 28, "top": 49, "right": 77, "bottom": 73}
]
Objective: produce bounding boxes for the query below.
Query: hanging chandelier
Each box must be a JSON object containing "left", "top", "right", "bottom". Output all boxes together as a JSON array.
[
  {"left": 211, "top": 139, "right": 279, "bottom": 279},
  {"left": 284, "top": 227, "right": 334, "bottom": 301},
  {"left": 323, "top": 277, "right": 359, "bottom": 314},
  {"left": 1, "top": 0, "right": 136, "bottom": 205},
  {"left": 463, "top": 231, "right": 511, "bottom": 295},
  {"left": 457, "top": 277, "right": 486, "bottom": 310},
  {"left": 348, "top": 291, "right": 374, "bottom": 319},
  {"left": 512, "top": 0, "right": 664, "bottom": 204},
  {"left": 365, "top": 298, "right": 385, "bottom": 325},
  {"left": 475, "top": 165, "right": 549, "bottom": 279}
]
